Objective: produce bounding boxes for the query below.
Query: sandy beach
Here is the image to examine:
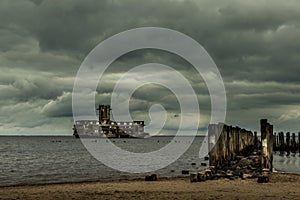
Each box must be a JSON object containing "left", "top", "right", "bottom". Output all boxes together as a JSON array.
[{"left": 1, "top": 172, "right": 300, "bottom": 200}]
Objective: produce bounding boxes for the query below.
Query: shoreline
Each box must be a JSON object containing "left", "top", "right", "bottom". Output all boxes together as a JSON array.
[
  {"left": 0, "top": 175, "right": 187, "bottom": 188},
  {"left": 1, "top": 171, "right": 299, "bottom": 188},
  {"left": 1, "top": 172, "right": 300, "bottom": 199}
]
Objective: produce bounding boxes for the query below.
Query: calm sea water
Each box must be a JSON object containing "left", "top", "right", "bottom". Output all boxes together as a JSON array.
[{"left": 0, "top": 136, "right": 299, "bottom": 186}]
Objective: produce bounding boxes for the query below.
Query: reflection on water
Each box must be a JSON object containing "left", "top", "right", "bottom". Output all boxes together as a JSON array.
[{"left": 273, "top": 152, "right": 300, "bottom": 174}]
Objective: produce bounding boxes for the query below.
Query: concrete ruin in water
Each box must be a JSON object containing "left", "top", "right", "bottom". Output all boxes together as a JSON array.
[{"left": 73, "top": 105, "right": 149, "bottom": 138}]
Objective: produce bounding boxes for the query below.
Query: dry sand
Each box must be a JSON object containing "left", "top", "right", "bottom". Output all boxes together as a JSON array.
[{"left": 1, "top": 173, "right": 300, "bottom": 200}]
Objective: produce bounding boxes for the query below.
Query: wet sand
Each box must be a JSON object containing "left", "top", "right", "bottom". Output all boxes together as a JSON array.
[{"left": 1, "top": 173, "right": 300, "bottom": 200}]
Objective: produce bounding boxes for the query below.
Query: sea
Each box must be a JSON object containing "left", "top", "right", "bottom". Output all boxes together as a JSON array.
[{"left": 0, "top": 136, "right": 299, "bottom": 186}]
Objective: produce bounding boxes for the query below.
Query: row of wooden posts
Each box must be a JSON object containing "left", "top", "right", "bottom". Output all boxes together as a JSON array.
[
  {"left": 208, "top": 123, "right": 256, "bottom": 170},
  {"left": 273, "top": 132, "right": 300, "bottom": 154},
  {"left": 208, "top": 119, "right": 274, "bottom": 171}
]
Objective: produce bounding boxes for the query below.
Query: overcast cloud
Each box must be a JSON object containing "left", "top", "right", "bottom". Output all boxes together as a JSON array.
[{"left": 1, "top": 0, "right": 300, "bottom": 135}]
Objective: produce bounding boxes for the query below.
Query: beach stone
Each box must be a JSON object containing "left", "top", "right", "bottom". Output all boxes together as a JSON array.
[
  {"left": 197, "top": 172, "right": 206, "bottom": 182},
  {"left": 257, "top": 175, "right": 269, "bottom": 183},
  {"left": 214, "top": 173, "right": 227, "bottom": 179},
  {"left": 236, "top": 156, "right": 244, "bottom": 160},
  {"left": 248, "top": 155, "right": 259, "bottom": 159},
  {"left": 226, "top": 170, "right": 233, "bottom": 177},
  {"left": 232, "top": 170, "right": 242, "bottom": 177},
  {"left": 251, "top": 172, "right": 260, "bottom": 178},
  {"left": 238, "top": 158, "right": 250, "bottom": 167},
  {"left": 145, "top": 174, "right": 157, "bottom": 181},
  {"left": 216, "top": 170, "right": 226, "bottom": 175},
  {"left": 247, "top": 165, "right": 256, "bottom": 171},
  {"left": 229, "top": 176, "right": 239, "bottom": 181},
  {"left": 190, "top": 173, "right": 198, "bottom": 183},
  {"left": 204, "top": 169, "right": 213, "bottom": 180},
  {"left": 242, "top": 173, "right": 252, "bottom": 180}
]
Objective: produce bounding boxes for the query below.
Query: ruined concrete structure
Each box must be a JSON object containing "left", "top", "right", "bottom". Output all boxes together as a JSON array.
[
  {"left": 97, "top": 105, "right": 111, "bottom": 125},
  {"left": 73, "top": 104, "right": 148, "bottom": 138}
]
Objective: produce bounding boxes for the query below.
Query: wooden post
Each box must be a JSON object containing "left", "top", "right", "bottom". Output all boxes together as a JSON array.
[
  {"left": 286, "top": 132, "right": 290, "bottom": 154},
  {"left": 254, "top": 131, "right": 258, "bottom": 151},
  {"left": 219, "top": 123, "right": 226, "bottom": 168},
  {"left": 292, "top": 133, "right": 296, "bottom": 153},
  {"left": 208, "top": 124, "right": 217, "bottom": 167},
  {"left": 229, "top": 126, "right": 234, "bottom": 162},
  {"left": 279, "top": 132, "right": 284, "bottom": 153},
  {"left": 273, "top": 132, "right": 277, "bottom": 151},
  {"left": 276, "top": 134, "right": 279, "bottom": 151},
  {"left": 260, "top": 119, "right": 273, "bottom": 171},
  {"left": 268, "top": 124, "right": 273, "bottom": 170},
  {"left": 298, "top": 132, "right": 300, "bottom": 153}
]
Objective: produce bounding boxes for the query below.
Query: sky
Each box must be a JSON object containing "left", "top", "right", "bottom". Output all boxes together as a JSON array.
[{"left": 1, "top": 0, "right": 300, "bottom": 135}]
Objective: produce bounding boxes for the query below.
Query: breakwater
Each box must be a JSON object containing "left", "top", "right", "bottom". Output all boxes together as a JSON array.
[
  {"left": 208, "top": 123, "right": 257, "bottom": 170},
  {"left": 273, "top": 132, "right": 300, "bottom": 154},
  {"left": 208, "top": 119, "right": 274, "bottom": 172}
]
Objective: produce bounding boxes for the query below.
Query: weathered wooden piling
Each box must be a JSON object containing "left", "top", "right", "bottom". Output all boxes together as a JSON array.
[
  {"left": 291, "top": 133, "right": 296, "bottom": 153},
  {"left": 286, "top": 132, "right": 290, "bottom": 154},
  {"left": 254, "top": 131, "right": 258, "bottom": 151},
  {"left": 273, "top": 132, "right": 277, "bottom": 151},
  {"left": 272, "top": 131, "right": 300, "bottom": 153},
  {"left": 278, "top": 132, "right": 285, "bottom": 153},
  {"left": 298, "top": 132, "right": 300, "bottom": 153},
  {"left": 208, "top": 124, "right": 219, "bottom": 168},
  {"left": 260, "top": 119, "right": 273, "bottom": 172},
  {"left": 208, "top": 123, "right": 254, "bottom": 170},
  {"left": 276, "top": 133, "right": 279, "bottom": 151}
]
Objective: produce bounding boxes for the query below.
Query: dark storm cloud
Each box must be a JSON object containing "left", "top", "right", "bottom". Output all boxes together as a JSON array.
[
  {"left": 217, "top": 1, "right": 300, "bottom": 31},
  {"left": 25, "top": 0, "right": 300, "bottom": 83},
  {"left": 1, "top": 0, "right": 300, "bottom": 134},
  {"left": 0, "top": 69, "right": 73, "bottom": 101},
  {"left": 42, "top": 92, "right": 72, "bottom": 117}
]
